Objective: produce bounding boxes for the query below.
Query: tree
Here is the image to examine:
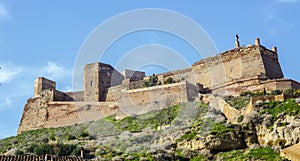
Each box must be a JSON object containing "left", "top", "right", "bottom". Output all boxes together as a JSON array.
[{"left": 144, "top": 74, "right": 158, "bottom": 87}]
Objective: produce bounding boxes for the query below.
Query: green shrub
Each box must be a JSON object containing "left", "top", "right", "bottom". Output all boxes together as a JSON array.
[
  {"left": 15, "top": 149, "right": 24, "bottom": 155},
  {"left": 261, "top": 99, "right": 300, "bottom": 122},
  {"left": 211, "top": 123, "right": 235, "bottom": 137},
  {"left": 215, "top": 149, "right": 247, "bottom": 160},
  {"left": 57, "top": 143, "right": 80, "bottom": 156},
  {"left": 163, "top": 77, "right": 176, "bottom": 84},
  {"left": 115, "top": 104, "right": 180, "bottom": 132},
  {"left": 144, "top": 74, "right": 158, "bottom": 87},
  {"left": 177, "top": 131, "right": 197, "bottom": 142},
  {"left": 33, "top": 143, "right": 54, "bottom": 155},
  {"left": 65, "top": 134, "right": 76, "bottom": 141},
  {"left": 49, "top": 135, "right": 56, "bottom": 141},
  {"left": 271, "top": 89, "right": 283, "bottom": 95},
  {"left": 294, "top": 89, "right": 300, "bottom": 96},
  {"left": 78, "top": 130, "right": 90, "bottom": 138},
  {"left": 25, "top": 143, "right": 80, "bottom": 156},
  {"left": 216, "top": 148, "right": 284, "bottom": 161},
  {"left": 224, "top": 96, "right": 249, "bottom": 110},
  {"left": 248, "top": 147, "right": 282, "bottom": 161},
  {"left": 42, "top": 137, "right": 49, "bottom": 143},
  {"left": 237, "top": 115, "right": 244, "bottom": 123},
  {"left": 190, "top": 154, "right": 206, "bottom": 161},
  {"left": 284, "top": 89, "right": 294, "bottom": 95}
]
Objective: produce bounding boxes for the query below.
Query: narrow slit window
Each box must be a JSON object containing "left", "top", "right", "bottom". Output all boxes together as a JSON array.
[{"left": 90, "top": 81, "right": 93, "bottom": 87}]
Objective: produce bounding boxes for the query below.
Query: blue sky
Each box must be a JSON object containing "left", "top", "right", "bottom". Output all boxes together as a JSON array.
[{"left": 0, "top": 0, "right": 299, "bottom": 139}]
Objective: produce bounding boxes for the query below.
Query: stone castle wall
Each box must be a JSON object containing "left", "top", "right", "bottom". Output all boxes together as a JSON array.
[
  {"left": 65, "top": 91, "right": 84, "bottom": 101},
  {"left": 18, "top": 98, "right": 118, "bottom": 134},
  {"left": 260, "top": 46, "right": 284, "bottom": 79},
  {"left": 116, "top": 81, "right": 198, "bottom": 119}
]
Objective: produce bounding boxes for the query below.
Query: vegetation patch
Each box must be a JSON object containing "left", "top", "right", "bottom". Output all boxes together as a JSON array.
[
  {"left": 211, "top": 123, "right": 235, "bottom": 137},
  {"left": 215, "top": 147, "right": 283, "bottom": 161},
  {"left": 114, "top": 104, "right": 181, "bottom": 132},
  {"left": 247, "top": 147, "right": 283, "bottom": 161},
  {"left": 22, "top": 143, "right": 80, "bottom": 156},
  {"left": 190, "top": 154, "right": 206, "bottom": 161},
  {"left": 176, "top": 131, "right": 197, "bottom": 142},
  {"left": 224, "top": 96, "right": 250, "bottom": 110},
  {"left": 257, "top": 99, "right": 300, "bottom": 122},
  {"left": 144, "top": 74, "right": 159, "bottom": 87}
]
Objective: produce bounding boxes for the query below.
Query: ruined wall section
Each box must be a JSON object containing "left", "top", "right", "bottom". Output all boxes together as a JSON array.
[
  {"left": 34, "top": 77, "right": 56, "bottom": 97},
  {"left": 65, "top": 91, "right": 84, "bottom": 101},
  {"left": 157, "top": 68, "right": 195, "bottom": 84},
  {"left": 123, "top": 69, "right": 145, "bottom": 81},
  {"left": 53, "top": 90, "right": 73, "bottom": 101}
]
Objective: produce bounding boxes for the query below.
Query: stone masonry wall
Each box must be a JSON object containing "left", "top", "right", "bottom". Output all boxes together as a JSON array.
[
  {"left": 84, "top": 62, "right": 124, "bottom": 102},
  {"left": 114, "top": 81, "right": 197, "bottom": 118},
  {"left": 18, "top": 98, "right": 118, "bottom": 134},
  {"left": 192, "top": 46, "right": 266, "bottom": 89},
  {"left": 260, "top": 46, "right": 284, "bottom": 79},
  {"left": 65, "top": 91, "right": 84, "bottom": 101},
  {"left": 34, "top": 77, "right": 56, "bottom": 97}
]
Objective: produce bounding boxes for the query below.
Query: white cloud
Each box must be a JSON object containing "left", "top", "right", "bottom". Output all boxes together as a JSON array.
[
  {"left": 0, "top": 61, "right": 73, "bottom": 138},
  {"left": 39, "top": 61, "right": 73, "bottom": 81},
  {"left": 0, "top": 63, "right": 23, "bottom": 83},
  {"left": 0, "top": 3, "right": 9, "bottom": 20},
  {"left": 0, "top": 61, "right": 73, "bottom": 111}
]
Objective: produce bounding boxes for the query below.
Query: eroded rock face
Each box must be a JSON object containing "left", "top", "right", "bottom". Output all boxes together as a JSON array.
[{"left": 256, "top": 115, "right": 300, "bottom": 147}]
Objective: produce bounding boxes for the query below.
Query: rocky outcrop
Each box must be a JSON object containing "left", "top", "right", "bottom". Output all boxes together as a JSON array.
[
  {"left": 255, "top": 115, "right": 300, "bottom": 148},
  {"left": 210, "top": 95, "right": 241, "bottom": 123}
]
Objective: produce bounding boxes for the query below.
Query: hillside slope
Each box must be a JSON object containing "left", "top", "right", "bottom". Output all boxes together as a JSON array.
[{"left": 1, "top": 95, "right": 300, "bottom": 160}]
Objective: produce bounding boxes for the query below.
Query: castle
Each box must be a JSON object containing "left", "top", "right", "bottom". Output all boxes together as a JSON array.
[{"left": 18, "top": 38, "right": 300, "bottom": 134}]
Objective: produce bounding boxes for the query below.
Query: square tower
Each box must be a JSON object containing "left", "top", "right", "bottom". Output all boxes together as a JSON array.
[
  {"left": 84, "top": 62, "right": 124, "bottom": 102},
  {"left": 34, "top": 77, "right": 56, "bottom": 97}
]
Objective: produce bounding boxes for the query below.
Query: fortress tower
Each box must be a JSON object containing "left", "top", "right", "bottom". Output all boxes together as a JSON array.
[
  {"left": 84, "top": 62, "right": 124, "bottom": 102},
  {"left": 34, "top": 77, "right": 56, "bottom": 97}
]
